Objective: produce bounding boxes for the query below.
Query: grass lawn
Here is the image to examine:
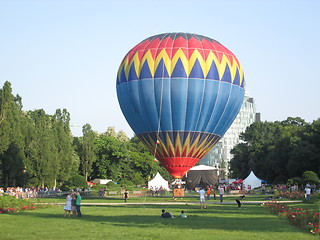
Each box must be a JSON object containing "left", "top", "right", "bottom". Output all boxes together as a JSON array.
[
  {"left": 32, "top": 193, "right": 304, "bottom": 204},
  {"left": 0, "top": 197, "right": 315, "bottom": 240}
]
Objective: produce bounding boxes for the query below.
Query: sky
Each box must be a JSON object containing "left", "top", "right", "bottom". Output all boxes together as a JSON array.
[{"left": 1, "top": 0, "right": 319, "bottom": 137}]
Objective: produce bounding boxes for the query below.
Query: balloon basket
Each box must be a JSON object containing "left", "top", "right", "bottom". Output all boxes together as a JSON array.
[{"left": 173, "top": 188, "right": 184, "bottom": 198}]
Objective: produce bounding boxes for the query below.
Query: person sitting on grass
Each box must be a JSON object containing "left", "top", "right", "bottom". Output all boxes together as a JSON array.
[
  {"left": 161, "top": 209, "right": 174, "bottom": 218},
  {"left": 180, "top": 210, "right": 187, "bottom": 218},
  {"left": 235, "top": 195, "right": 245, "bottom": 208}
]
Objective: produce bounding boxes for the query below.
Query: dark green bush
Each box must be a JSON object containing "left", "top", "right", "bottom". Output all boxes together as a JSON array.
[
  {"left": 61, "top": 175, "right": 87, "bottom": 191},
  {"left": 0, "top": 195, "right": 37, "bottom": 213}
]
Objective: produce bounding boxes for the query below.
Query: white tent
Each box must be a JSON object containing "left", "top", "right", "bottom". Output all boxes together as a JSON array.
[
  {"left": 243, "top": 171, "right": 262, "bottom": 189},
  {"left": 188, "top": 165, "right": 217, "bottom": 171},
  {"left": 148, "top": 172, "right": 170, "bottom": 190},
  {"left": 92, "top": 178, "right": 113, "bottom": 185}
]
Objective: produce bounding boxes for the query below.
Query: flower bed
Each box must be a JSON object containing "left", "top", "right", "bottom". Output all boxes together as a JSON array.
[
  {"left": 0, "top": 194, "right": 38, "bottom": 213},
  {"left": 263, "top": 201, "right": 320, "bottom": 236},
  {"left": 276, "top": 190, "right": 305, "bottom": 200}
]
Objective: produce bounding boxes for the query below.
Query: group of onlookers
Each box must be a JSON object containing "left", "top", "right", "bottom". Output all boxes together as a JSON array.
[
  {"left": 1, "top": 187, "right": 38, "bottom": 198},
  {"left": 0, "top": 187, "right": 66, "bottom": 199},
  {"left": 0, "top": 186, "right": 83, "bottom": 217},
  {"left": 149, "top": 186, "right": 166, "bottom": 196},
  {"left": 63, "top": 191, "right": 82, "bottom": 217}
]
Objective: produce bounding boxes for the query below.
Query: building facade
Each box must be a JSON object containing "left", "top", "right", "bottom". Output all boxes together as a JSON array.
[{"left": 200, "top": 92, "right": 259, "bottom": 178}]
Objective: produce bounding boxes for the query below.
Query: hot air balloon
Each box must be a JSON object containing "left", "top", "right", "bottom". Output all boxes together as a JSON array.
[{"left": 116, "top": 32, "right": 245, "bottom": 179}]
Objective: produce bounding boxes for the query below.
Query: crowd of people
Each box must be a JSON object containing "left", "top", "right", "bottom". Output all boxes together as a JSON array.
[
  {"left": 0, "top": 187, "right": 63, "bottom": 199},
  {"left": 149, "top": 186, "right": 166, "bottom": 196},
  {"left": 193, "top": 182, "right": 320, "bottom": 209},
  {"left": 196, "top": 185, "right": 229, "bottom": 209}
]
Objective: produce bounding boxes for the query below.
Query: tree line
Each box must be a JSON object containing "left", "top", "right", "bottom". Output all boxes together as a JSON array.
[
  {"left": 0, "top": 81, "right": 169, "bottom": 188},
  {"left": 1, "top": 81, "right": 319, "bottom": 188},
  {"left": 230, "top": 117, "right": 320, "bottom": 184}
]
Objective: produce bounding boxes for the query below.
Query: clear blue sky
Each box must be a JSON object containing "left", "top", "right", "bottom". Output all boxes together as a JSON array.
[{"left": 1, "top": 0, "right": 319, "bottom": 137}]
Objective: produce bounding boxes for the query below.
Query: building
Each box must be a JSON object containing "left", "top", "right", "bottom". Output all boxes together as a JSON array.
[{"left": 200, "top": 92, "right": 260, "bottom": 178}]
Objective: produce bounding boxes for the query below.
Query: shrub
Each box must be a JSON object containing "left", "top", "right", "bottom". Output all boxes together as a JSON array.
[
  {"left": 106, "top": 181, "right": 117, "bottom": 189},
  {"left": 61, "top": 175, "right": 87, "bottom": 191},
  {"left": 0, "top": 195, "right": 37, "bottom": 214},
  {"left": 302, "top": 171, "right": 320, "bottom": 185},
  {"left": 131, "top": 173, "right": 145, "bottom": 186},
  {"left": 118, "top": 179, "right": 134, "bottom": 187},
  {"left": 287, "top": 177, "right": 303, "bottom": 186}
]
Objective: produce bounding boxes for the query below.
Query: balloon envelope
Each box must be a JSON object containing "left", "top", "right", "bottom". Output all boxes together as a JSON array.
[{"left": 116, "top": 33, "right": 245, "bottom": 178}]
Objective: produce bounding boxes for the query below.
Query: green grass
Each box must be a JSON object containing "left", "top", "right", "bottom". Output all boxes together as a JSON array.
[
  {"left": 0, "top": 197, "right": 315, "bottom": 240},
  {"left": 286, "top": 202, "right": 320, "bottom": 211},
  {"left": 33, "top": 193, "right": 274, "bottom": 201},
  {"left": 34, "top": 194, "right": 311, "bottom": 205}
]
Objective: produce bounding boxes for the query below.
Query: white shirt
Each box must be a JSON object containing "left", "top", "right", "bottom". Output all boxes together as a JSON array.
[
  {"left": 197, "top": 189, "right": 206, "bottom": 199},
  {"left": 305, "top": 188, "right": 311, "bottom": 195},
  {"left": 218, "top": 187, "right": 224, "bottom": 195}
]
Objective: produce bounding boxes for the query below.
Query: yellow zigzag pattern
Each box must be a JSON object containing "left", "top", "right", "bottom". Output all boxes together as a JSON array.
[
  {"left": 140, "top": 132, "right": 220, "bottom": 159},
  {"left": 118, "top": 49, "right": 244, "bottom": 85}
]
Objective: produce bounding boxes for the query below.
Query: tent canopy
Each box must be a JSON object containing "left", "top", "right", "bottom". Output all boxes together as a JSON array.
[
  {"left": 232, "top": 179, "right": 243, "bottom": 184},
  {"left": 189, "top": 165, "right": 216, "bottom": 171},
  {"left": 243, "top": 171, "right": 262, "bottom": 189},
  {"left": 92, "top": 179, "right": 112, "bottom": 185},
  {"left": 148, "top": 173, "right": 170, "bottom": 190},
  {"left": 185, "top": 165, "right": 218, "bottom": 190}
]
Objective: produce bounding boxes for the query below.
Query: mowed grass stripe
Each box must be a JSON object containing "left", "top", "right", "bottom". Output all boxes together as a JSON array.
[{"left": 0, "top": 203, "right": 312, "bottom": 240}]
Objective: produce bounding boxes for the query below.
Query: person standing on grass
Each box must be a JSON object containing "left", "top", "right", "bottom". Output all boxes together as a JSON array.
[
  {"left": 218, "top": 185, "right": 224, "bottom": 203},
  {"left": 75, "top": 191, "right": 82, "bottom": 217},
  {"left": 206, "top": 186, "right": 211, "bottom": 201},
  {"left": 124, "top": 189, "right": 129, "bottom": 203},
  {"left": 197, "top": 187, "right": 207, "bottom": 209},
  {"left": 213, "top": 188, "right": 216, "bottom": 200},
  {"left": 261, "top": 184, "right": 266, "bottom": 195},
  {"left": 63, "top": 193, "right": 72, "bottom": 217},
  {"left": 304, "top": 185, "right": 311, "bottom": 201},
  {"left": 71, "top": 192, "right": 77, "bottom": 216}
]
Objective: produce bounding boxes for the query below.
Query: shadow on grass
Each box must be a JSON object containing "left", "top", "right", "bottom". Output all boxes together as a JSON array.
[{"left": 9, "top": 204, "right": 301, "bottom": 233}]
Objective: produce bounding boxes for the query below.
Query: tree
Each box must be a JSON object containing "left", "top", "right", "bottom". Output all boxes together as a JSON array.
[
  {"left": 93, "top": 134, "right": 128, "bottom": 181},
  {"left": 230, "top": 143, "right": 250, "bottom": 178},
  {"left": 230, "top": 121, "right": 280, "bottom": 180},
  {"left": 1, "top": 143, "right": 25, "bottom": 186},
  {"left": 26, "top": 109, "right": 58, "bottom": 187},
  {"left": 0, "top": 81, "right": 16, "bottom": 154},
  {"left": 230, "top": 117, "right": 320, "bottom": 184},
  {"left": 52, "top": 109, "right": 79, "bottom": 186},
  {"left": 93, "top": 134, "right": 171, "bottom": 185},
  {"left": 308, "top": 119, "right": 320, "bottom": 174},
  {"left": 0, "top": 81, "right": 27, "bottom": 186},
  {"left": 129, "top": 135, "right": 172, "bottom": 181},
  {"left": 302, "top": 171, "right": 320, "bottom": 185},
  {"left": 104, "top": 126, "right": 117, "bottom": 138},
  {"left": 117, "top": 130, "right": 129, "bottom": 142},
  {"left": 81, "top": 124, "right": 96, "bottom": 180}
]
